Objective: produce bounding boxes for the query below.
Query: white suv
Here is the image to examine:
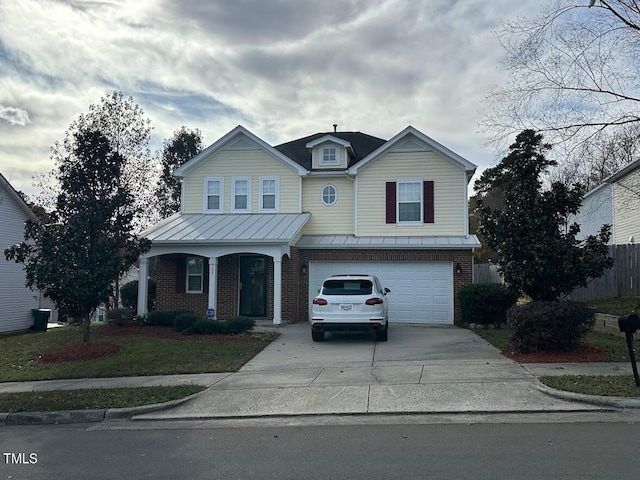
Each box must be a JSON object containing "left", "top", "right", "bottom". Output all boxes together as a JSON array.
[{"left": 310, "top": 274, "right": 390, "bottom": 342}]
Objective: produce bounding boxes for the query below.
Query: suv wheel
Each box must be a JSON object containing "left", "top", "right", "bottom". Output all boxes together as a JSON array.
[
  {"left": 312, "top": 330, "right": 325, "bottom": 342},
  {"left": 375, "top": 327, "right": 388, "bottom": 342}
]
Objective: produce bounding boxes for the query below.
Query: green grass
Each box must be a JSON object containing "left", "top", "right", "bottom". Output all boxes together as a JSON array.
[
  {"left": 473, "top": 328, "right": 640, "bottom": 362},
  {"left": 0, "top": 324, "right": 276, "bottom": 382},
  {"left": 0, "top": 385, "right": 205, "bottom": 413},
  {"left": 586, "top": 297, "right": 640, "bottom": 316},
  {"left": 540, "top": 375, "right": 640, "bottom": 397}
]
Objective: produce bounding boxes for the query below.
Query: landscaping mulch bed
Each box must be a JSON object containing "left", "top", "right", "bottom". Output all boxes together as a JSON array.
[
  {"left": 96, "top": 324, "right": 266, "bottom": 342},
  {"left": 38, "top": 343, "right": 121, "bottom": 363},
  {"left": 500, "top": 344, "right": 609, "bottom": 363}
]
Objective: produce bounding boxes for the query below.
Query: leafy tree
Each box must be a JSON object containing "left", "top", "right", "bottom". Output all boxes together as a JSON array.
[
  {"left": 475, "top": 129, "right": 612, "bottom": 301},
  {"left": 5, "top": 128, "right": 151, "bottom": 344},
  {"left": 156, "top": 126, "right": 203, "bottom": 218},
  {"left": 36, "top": 91, "right": 159, "bottom": 231}
]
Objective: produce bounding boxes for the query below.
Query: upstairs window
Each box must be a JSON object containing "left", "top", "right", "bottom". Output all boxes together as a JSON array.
[
  {"left": 186, "top": 256, "right": 203, "bottom": 293},
  {"left": 204, "top": 177, "right": 223, "bottom": 213},
  {"left": 259, "top": 177, "right": 279, "bottom": 212},
  {"left": 397, "top": 180, "right": 422, "bottom": 224},
  {"left": 232, "top": 177, "right": 251, "bottom": 213},
  {"left": 321, "top": 184, "right": 337, "bottom": 206},
  {"left": 320, "top": 146, "right": 339, "bottom": 165},
  {"left": 385, "top": 180, "right": 434, "bottom": 225}
]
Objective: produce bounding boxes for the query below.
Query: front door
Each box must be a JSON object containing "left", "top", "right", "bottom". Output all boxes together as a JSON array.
[{"left": 239, "top": 256, "right": 267, "bottom": 317}]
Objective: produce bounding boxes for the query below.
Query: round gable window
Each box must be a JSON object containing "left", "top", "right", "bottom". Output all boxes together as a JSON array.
[{"left": 321, "top": 184, "right": 337, "bottom": 206}]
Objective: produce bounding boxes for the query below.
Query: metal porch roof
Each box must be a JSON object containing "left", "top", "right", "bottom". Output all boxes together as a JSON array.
[
  {"left": 296, "top": 234, "right": 481, "bottom": 249},
  {"left": 142, "top": 213, "right": 311, "bottom": 244}
]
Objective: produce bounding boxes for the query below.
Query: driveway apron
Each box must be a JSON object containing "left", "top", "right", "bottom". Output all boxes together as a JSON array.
[{"left": 134, "top": 324, "right": 608, "bottom": 421}]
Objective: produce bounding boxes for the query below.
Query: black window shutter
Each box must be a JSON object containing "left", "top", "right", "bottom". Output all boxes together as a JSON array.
[
  {"left": 424, "top": 181, "right": 434, "bottom": 223},
  {"left": 385, "top": 182, "right": 396, "bottom": 224},
  {"left": 175, "top": 255, "right": 186, "bottom": 293}
]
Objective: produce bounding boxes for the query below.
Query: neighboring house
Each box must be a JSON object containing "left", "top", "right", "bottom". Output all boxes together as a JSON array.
[
  {"left": 137, "top": 125, "right": 480, "bottom": 325},
  {"left": 573, "top": 159, "right": 640, "bottom": 244},
  {"left": 0, "top": 172, "right": 40, "bottom": 333}
]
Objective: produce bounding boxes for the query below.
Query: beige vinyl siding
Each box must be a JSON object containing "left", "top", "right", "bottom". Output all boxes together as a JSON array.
[
  {"left": 357, "top": 151, "right": 466, "bottom": 236},
  {"left": 613, "top": 170, "right": 640, "bottom": 244},
  {"left": 301, "top": 176, "right": 353, "bottom": 234},
  {"left": 182, "top": 149, "right": 300, "bottom": 214},
  {"left": 312, "top": 143, "right": 347, "bottom": 169}
]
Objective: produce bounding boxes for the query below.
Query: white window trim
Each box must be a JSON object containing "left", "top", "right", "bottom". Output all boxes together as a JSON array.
[
  {"left": 259, "top": 176, "right": 279, "bottom": 212},
  {"left": 396, "top": 178, "right": 423, "bottom": 226},
  {"left": 320, "top": 183, "right": 338, "bottom": 206},
  {"left": 203, "top": 177, "right": 223, "bottom": 214},
  {"left": 232, "top": 176, "right": 251, "bottom": 213},
  {"left": 186, "top": 256, "right": 204, "bottom": 294},
  {"left": 319, "top": 145, "right": 339, "bottom": 165}
]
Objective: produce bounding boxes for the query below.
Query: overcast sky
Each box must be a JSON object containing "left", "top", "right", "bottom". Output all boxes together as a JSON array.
[{"left": 0, "top": 0, "right": 551, "bottom": 198}]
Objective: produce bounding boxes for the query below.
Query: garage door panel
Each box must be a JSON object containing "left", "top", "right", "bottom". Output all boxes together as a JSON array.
[{"left": 308, "top": 260, "right": 453, "bottom": 325}]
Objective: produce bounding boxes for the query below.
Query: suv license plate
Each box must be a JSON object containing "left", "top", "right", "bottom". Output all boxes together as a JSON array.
[{"left": 340, "top": 304, "right": 353, "bottom": 311}]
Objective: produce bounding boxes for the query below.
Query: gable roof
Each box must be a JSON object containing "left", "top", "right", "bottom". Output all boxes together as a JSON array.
[
  {"left": 604, "top": 158, "right": 640, "bottom": 184},
  {"left": 174, "top": 125, "right": 308, "bottom": 177},
  {"left": 347, "top": 126, "right": 477, "bottom": 180},
  {"left": 0, "top": 172, "right": 37, "bottom": 221},
  {"left": 275, "top": 131, "right": 386, "bottom": 170}
]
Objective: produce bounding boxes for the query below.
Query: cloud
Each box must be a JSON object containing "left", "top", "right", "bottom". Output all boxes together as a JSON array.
[{"left": 0, "top": 105, "right": 31, "bottom": 126}]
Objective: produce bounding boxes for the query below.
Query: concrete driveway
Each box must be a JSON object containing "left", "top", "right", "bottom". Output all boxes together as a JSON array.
[{"left": 135, "top": 323, "right": 607, "bottom": 421}]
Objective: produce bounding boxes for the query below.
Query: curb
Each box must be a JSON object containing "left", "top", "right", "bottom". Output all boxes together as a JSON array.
[
  {"left": 534, "top": 381, "right": 640, "bottom": 409},
  {"left": 1, "top": 388, "right": 207, "bottom": 426}
]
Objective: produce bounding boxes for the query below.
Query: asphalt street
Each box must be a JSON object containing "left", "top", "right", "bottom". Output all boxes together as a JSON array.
[{"left": 2, "top": 415, "right": 640, "bottom": 479}]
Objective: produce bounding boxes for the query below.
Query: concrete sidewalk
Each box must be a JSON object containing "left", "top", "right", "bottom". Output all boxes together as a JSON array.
[{"left": 2, "top": 324, "right": 639, "bottom": 424}]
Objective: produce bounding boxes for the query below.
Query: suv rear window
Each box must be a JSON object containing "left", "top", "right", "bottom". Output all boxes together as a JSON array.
[{"left": 322, "top": 280, "right": 373, "bottom": 295}]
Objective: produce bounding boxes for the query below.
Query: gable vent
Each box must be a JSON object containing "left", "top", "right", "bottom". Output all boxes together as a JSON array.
[
  {"left": 393, "top": 137, "right": 430, "bottom": 152},
  {"left": 224, "top": 136, "right": 259, "bottom": 151}
]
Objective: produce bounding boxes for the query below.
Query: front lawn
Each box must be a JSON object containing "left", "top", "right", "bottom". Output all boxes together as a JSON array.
[
  {"left": 586, "top": 297, "right": 640, "bottom": 316},
  {"left": 0, "top": 385, "right": 205, "bottom": 413},
  {"left": 0, "top": 324, "right": 277, "bottom": 382},
  {"left": 540, "top": 375, "right": 640, "bottom": 398}
]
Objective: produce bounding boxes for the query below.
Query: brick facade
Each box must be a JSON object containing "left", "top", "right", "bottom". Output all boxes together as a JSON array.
[{"left": 154, "top": 248, "right": 473, "bottom": 325}]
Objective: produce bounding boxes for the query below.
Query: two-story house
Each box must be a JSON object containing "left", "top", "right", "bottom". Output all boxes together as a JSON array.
[{"left": 137, "top": 125, "right": 480, "bottom": 325}]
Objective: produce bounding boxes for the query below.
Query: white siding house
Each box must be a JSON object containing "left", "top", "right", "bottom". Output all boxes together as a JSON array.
[
  {"left": 571, "top": 183, "right": 613, "bottom": 243},
  {"left": 0, "top": 173, "right": 40, "bottom": 333}
]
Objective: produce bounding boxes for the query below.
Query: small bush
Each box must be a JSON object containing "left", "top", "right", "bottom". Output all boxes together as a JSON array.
[
  {"left": 106, "top": 308, "right": 137, "bottom": 326},
  {"left": 458, "top": 283, "right": 518, "bottom": 326},
  {"left": 146, "top": 310, "right": 194, "bottom": 327},
  {"left": 223, "top": 316, "right": 255, "bottom": 335},
  {"left": 507, "top": 301, "right": 595, "bottom": 354},
  {"left": 173, "top": 313, "right": 200, "bottom": 333},
  {"left": 189, "top": 319, "right": 226, "bottom": 335},
  {"left": 120, "top": 279, "right": 156, "bottom": 312}
]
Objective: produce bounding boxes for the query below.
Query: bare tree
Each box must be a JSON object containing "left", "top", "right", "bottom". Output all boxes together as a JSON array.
[
  {"left": 35, "top": 91, "right": 160, "bottom": 231},
  {"left": 484, "top": 1, "right": 640, "bottom": 171}
]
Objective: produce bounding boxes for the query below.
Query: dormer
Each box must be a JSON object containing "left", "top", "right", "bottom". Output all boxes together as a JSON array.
[{"left": 306, "top": 135, "right": 354, "bottom": 170}]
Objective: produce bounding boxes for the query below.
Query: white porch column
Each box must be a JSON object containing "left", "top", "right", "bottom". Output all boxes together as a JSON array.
[
  {"left": 137, "top": 257, "right": 149, "bottom": 315},
  {"left": 273, "top": 256, "right": 282, "bottom": 325},
  {"left": 208, "top": 257, "right": 218, "bottom": 319}
]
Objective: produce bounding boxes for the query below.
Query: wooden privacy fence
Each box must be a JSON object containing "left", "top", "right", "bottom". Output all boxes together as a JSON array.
[
  {"left": 569, "top": 244, "right": 640, "bottom": 301},
  {"left": 473, "top": 263, "right": 503, "bottom": 284},
  {"left": 474, "top": 244, "right": 640, "bottom": 301}
]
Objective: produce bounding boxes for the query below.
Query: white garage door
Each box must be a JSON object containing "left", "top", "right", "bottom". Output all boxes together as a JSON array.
[{"left": 308, "top": 261, "right": 453, "bottom": 324}]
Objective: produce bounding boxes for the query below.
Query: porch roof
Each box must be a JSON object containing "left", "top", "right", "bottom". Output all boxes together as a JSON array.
[
  {"left": 141, "top": 213, "right": 311, "bottom": 244},
  {"left": 296, "top": 234, "right": 481, "bottom": 249}
]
